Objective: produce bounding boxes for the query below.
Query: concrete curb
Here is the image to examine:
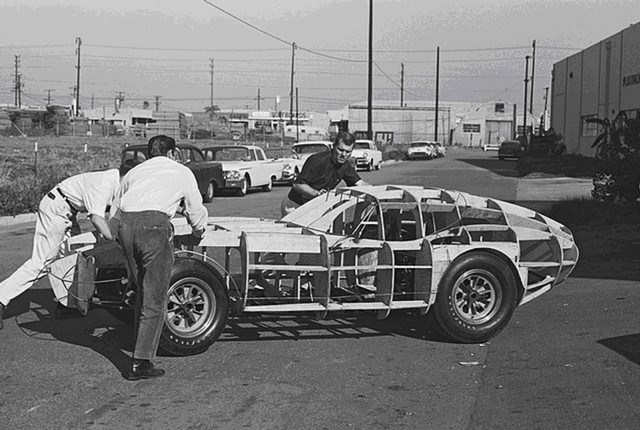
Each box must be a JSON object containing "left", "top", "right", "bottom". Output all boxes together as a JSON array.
[{"left": 0, "top": 212, "right": 37, "bottom": 227}]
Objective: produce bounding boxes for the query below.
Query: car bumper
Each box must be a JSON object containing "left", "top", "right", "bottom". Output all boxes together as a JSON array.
[{"left": 223, "top": 179, "right": 245, "bottom": 189}]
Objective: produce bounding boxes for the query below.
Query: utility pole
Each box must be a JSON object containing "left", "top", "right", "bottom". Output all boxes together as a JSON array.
[
  {"left": 543, "top": 86, "right": 549, "bottom": 131},
  {"left": 400, "top": 63, "right": 404, "bottom": 107},
  {"left": 367, "top": 0, "right": 373, "bottom": 140},
  {"left": 434, "top": 46, "right": 440, "bottom": 142},
  {"left": 523, "top": 55, "right": 530, "bottom": 145},
  {"left": 529, "top": 39, "right": 536, "bottom": 134},
  {"left": 257, "top": 88, "right": 261, "bottom": 110},
  {"left": 91, "top": 93, "right": 95, "bottom": 109},
  {"left": 75, "top": 37, "right": 82, "bottom": 116},
  {"left": 154, "top": 95, "right": 161, "bottom": 111},
  {"left": 45, "top": 89, "right": 54, "bottom": 106},
  {"left": 295, "top": 87, "right": 299, "bottom": 143},
  {"left": 209, "top": 58, "right": 214, "bottom": 119},
  {"left": 13, "top": 55, "right": 21, "bottom": 108},
  {"left": 289, "top": 42, "right": 296, "bottom": 126}
]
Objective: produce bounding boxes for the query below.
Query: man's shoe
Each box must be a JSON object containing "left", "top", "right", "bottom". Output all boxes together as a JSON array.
[
  {"left": 54, "top": 303, "right": 84, "bottom": 319},
  {"left": 124, "top": 359, "right": 165, "bottom": 381},
  {"left": 0, "top": 303, "right": 5, "bottom": 330}
]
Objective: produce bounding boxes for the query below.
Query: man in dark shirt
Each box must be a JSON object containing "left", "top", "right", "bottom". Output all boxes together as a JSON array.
[{"left": 282, "top": 131, "right": 368, "bottom": 215}]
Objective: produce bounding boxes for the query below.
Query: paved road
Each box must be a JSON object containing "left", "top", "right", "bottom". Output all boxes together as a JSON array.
[{"left": 1, "top": 149, "right": 638, "bottom": 429}]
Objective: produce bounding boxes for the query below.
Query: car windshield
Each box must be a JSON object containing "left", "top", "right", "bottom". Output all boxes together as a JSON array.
[
  {"left": 411, "top": 142, "right": 428, "bottom": 147},
  {"left": 207, "top": 147, "right": 251, "bottom": 161},
  {"left": 353, "top": 142, "right": 370, "bottom": 150},
  {"left": 501, "top": 142, "right": 520, "bottom": 148},
  {"left": 294, "top": 144, "right": 329, "bottom": 154}
]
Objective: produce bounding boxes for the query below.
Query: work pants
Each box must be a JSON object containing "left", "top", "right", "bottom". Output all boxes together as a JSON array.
[
  {"left": 117, "top": 210, "right": 174, "bottom": 360},
  {"left": 0, "top": 190, "right": 75, "bottom": 306}
]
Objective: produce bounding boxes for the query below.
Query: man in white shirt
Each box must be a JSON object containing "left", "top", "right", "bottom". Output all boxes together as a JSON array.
[
  {"left": 0, "top": 167, "right": 123, "bottom": 330},
  {"left": 115, "top": 134, "right": 207, "bottom": 381}
]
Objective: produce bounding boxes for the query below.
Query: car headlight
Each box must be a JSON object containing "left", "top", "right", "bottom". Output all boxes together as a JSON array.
[
  {"left": 282, "top": 164, "right": 292, "bottom": 172},
  {"left": 224, "top": 170, "right": 242, "bottom": 180},
  {"left": 363, "top": 151, "right": 369, "bottom": 158}
]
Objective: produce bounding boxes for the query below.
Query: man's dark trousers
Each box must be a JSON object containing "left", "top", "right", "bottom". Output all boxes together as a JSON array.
[{"left": 117, "top": 210, "right": 174, "bottom": 360}]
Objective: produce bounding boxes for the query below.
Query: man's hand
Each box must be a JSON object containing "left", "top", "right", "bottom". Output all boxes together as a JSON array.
[{"left": 193, "top": 228, "right": 205, "bottom": 239}]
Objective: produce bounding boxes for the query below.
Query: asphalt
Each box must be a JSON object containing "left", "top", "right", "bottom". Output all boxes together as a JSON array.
[{"left": 0, "top": 175, "right": 593, "bottom": 229}]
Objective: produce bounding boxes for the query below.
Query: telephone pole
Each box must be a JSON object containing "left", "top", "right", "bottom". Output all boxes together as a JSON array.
[
  {"left": 400, "top": 63, "right": 404, "bottom": 107},
  {"left": 13, "top": 55, "right": 21, "bottom": 108},
  {"left": 209, "top": 58, "right": 214, "bottom": 118},
  {"left": 543, "top": 86, "right": 549, "bottom": 131},
  {"left": 75, "top": 37, "right": 82, "bottom": 116},
  {"left": 367, "top": 0, "right": 373, "bottom": 140},
  {"left": 45, "top": 89, "right": 55, "bottom": 105},
  {"left": 434, "top": 46, "right": 440, "bottom": 142},
  {"left": 523, "top": 55, "right": 530, "bottom": 145},
  {"left": 289, "top": 42, "right": 296, "bottom": 126},
  {"left": 257, "top": 88, "right": 261, "bottom": 110},
  {"left": 154, "top": 95, "right": 161, "bottom": 112},
  {"left": 529, "top": 40, "right": 536, "bottom": 133}
]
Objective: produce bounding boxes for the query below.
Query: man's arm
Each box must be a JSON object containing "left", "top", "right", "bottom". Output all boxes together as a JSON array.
[
  {"left": 354, "top": 179, "right": 370, "bottom": 186},
  {"left": 292, "top": 182, "right": 325, "bottom": 200},
  {"left": 89, "top": 214, "right": 114, "bottom": 240}
]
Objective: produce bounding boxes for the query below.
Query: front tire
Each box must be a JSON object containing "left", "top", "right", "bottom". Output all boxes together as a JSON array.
[
  {"left": 159, "top": 258, "right": 229, "bottom": 356},
  {"left": 237, "top": 176, "right": 249, "bottom": 196},
  {"left": 262, "top": 176, "right": 274, "bottom": 192},
  {"left": 431, "top": 252, "right": 517, "bottom": 343}
]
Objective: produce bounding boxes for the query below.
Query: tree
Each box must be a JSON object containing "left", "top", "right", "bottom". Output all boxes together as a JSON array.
[{"left": 588, "top": 112, "right": 640, "bottom": 201}]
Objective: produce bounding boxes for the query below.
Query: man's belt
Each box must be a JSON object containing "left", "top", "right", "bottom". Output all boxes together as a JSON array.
[{"left": 47, "top": 187, "right": 79, "bottom": 213}]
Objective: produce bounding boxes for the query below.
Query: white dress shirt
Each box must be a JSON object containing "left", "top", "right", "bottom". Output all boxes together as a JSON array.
[
  {"left": 116, "top": 156, "right": 208, "bottom": 231},
  {"left": 58, "top": 169, "right": 120, "bottom": 217}
]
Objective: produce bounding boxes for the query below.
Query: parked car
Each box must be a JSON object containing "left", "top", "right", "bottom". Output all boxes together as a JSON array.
[
  {"left": 280, "top": 141, "right": 333, "bottom": 183},
  {"left": 498, "top": 140, "right": 526, "bottom": 160},
  {"left": 353, "top": 139, "right": 382, "bottom": 170},
  {"left": 49, "top": 184, "right": 578, "bottom": 356},
  {"left": 407, "top": 141, "right": 436, "bottom": 160},
  {"left": 121, "top": 143, "right": 223, "bottom": 203},
  {"left": 202, "top": 145, "right": 283, "bottom": 196},
  {"left": 431, "top": 141, "right": 446, "bottom": 157}
]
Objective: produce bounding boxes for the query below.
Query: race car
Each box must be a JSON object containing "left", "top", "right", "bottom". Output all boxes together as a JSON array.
[{"left": 48, "top": 185, "right": 578, "bottom": 356}]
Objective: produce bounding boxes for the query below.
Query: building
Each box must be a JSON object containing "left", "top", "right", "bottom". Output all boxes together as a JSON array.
[
  {"left": 347, "top": 101, "right": 537, "bottom": 147},
  {"left": 551, "top": 21, "right": 640, "bottom": 156}
]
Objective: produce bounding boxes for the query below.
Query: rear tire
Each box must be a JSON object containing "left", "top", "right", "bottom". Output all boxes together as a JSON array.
[
  {"left": 159, "top": 258, "right": 229, "bottom": 356},
  {"left": 431, "top": 252, "right": 517, "bottom": 343},
  {"left": 262, "top": 176, "right": 274, "bottom": 192}
]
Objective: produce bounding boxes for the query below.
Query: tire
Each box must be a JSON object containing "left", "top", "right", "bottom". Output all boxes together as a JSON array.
[
  {"left": 367, "top": 161, "right": 373, "bottom": 171},
  {"left": 375, "top": 161, "right": 381, "bottom": 170},
  {"left": 237, "top": 176, "right": 249, "bottom": 196},
  {"left": 158, "top": 258, "right": 229, "bottom": 356},
  {"left": 431, "top": 252, "right": 518, "bottom": 343},
  {"left": 202, "top": 181, "right": 216, "bottom": 203},
  {"left": 262, "top": 176, "right": 274, "bottom": 192}
]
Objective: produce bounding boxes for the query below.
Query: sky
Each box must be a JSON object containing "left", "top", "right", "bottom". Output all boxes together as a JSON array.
[{"left": 0, "top": 0, "right": 638, "bottom": 114}]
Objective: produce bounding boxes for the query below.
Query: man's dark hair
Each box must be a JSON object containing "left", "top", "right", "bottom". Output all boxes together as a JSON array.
[
  {"left": 333, "top": 131, "right": 356, "bottom": 147},
  {"left": 148, "top": 134, "right": 176, "bottom": 158}
]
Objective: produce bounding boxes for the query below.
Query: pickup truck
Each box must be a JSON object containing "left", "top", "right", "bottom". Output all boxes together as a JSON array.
[
  {"left": 121, "top": 143, "right": 223, "bottom": 203},
  {"left": 202, "top": 145, "right": 286, "bottom": 196},
  {"left": 353, "top": 139, "right": 382, "bottom": 170}
]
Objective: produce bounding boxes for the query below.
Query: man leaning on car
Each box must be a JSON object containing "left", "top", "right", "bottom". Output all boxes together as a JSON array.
[{"left": 281, "top": 131, "right": 369, "bottom": 216}]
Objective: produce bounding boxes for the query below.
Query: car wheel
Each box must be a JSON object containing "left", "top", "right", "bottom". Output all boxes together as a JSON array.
[
  {"left": 375, "top": 161, "right": 381, "bottom": 170},
  {"left": 202, "top": 181, "right": 216, "bottom": 203},
  {"left": 431, "top": 252, "right": 518, "bottom": 343},
  {"left": 262, "top": 176, "right": 274, "bottom": 192},
  {"left": 159, "top": 258, "right": 229, "bottom": 356},
  {"left": 237, "top": 176, "right": 249, "bottom": 196}
]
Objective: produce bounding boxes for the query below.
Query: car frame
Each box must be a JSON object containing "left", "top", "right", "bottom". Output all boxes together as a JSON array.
[
  {"left": 48, "top": 184, "right": 578, "bottom": 356},
  {"left": 121, "top": 143, "right": 223, "bottom": 203}
]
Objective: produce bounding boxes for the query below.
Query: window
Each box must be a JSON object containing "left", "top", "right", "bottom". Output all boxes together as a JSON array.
[
  {"left": 581, "top": 114, "right": 599, "bottom": 137},
  {"left": 495, "top": 103, "right": 505, "bottom": 113},
  {"left": 462, "top": 123, "right": 481, "bottom": 133}
]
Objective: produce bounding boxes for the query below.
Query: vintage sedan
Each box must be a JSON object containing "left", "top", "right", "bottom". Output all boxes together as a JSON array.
[
  {"left": 407, "top": 141, "right": 436, "bottom": 160},
  {"left": 280, "top": 141, "right": 333, "bottom": 183},
  {"left": 48, "top": 185, "right": 578, "bottom": 356},
  {"left": 121, "top": 143, "right": 223, "bottom": 203},
  {"left": 353, "top": 139, "right": 382, "bottom": 171},
  {"left": 498, "top": 140, "right": 526, "bottom": 160}
]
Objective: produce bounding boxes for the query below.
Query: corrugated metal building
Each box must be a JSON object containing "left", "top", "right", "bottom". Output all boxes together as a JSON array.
[{"left": 551, "top": 21, "right": 640, "bottom": 156}]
